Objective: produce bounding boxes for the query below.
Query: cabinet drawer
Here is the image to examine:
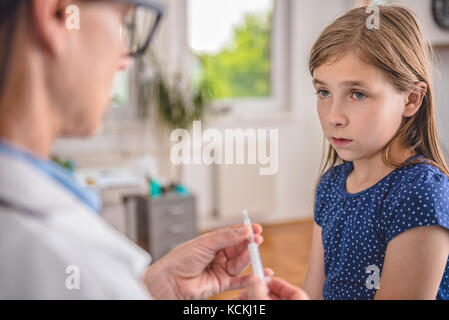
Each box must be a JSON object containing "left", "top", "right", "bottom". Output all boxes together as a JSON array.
[
  {"left": 149, "top": 211, "right": 196, "bottom": 240},
  {"left": 148, "top": 200, "right": 196, "bottom": 236},
  {"left": 149, "top": 199, "right": 195, "bottom": 219},
  {"left": 128, "top": 194, "right": 197, "bottom": 261}
]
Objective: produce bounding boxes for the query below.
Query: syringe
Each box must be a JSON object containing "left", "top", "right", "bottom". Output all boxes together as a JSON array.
[{"left": 242, "top": 210, "right": 266, "bottom": 281}]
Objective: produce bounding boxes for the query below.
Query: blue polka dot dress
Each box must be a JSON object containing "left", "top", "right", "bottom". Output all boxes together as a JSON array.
[{"left": 314, "top": 154, "right": 449, "bottom": 300}]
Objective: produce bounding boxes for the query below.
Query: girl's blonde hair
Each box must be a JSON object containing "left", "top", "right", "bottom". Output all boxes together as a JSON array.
[{"left": 309, "top": 5, "right": 449, "bottom": 185}]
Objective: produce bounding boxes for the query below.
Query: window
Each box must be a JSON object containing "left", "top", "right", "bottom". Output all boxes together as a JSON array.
[
  {"left": 110, "top": 70, "right": 131, "bottom": 108},
  {"left": 103, "top": 0, "right": 290, "bottom": 122},
  {"left": 187, "top": 0, "right": 289, "bottom": 113},
  {"left": 189, "top": 0, "right": 273, "bottom": 99}
]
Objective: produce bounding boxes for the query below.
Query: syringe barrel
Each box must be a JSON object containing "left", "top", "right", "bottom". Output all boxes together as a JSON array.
[{"left": 248, "top": 242, "right": 265, "bottom": 280}]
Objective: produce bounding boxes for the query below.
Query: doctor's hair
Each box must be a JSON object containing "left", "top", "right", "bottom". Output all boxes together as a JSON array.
[
  {"left": 309, "top": 5, "right": 449, "bottom": 183},
  {"left": 0, "top": 1, "right": 25, "bottom": 104}
]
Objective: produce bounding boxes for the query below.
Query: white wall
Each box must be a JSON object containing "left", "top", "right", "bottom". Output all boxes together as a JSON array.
[
  {"left": 434, "top": 47, "right": 449, "bottom": 160},
  {"left": 391, "top": 0, "right": 449, "bottom": 46}
]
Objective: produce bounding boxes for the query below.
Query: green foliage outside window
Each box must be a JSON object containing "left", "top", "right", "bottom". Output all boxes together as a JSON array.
[{"left": 194, "top": 12, "right": 272, "bottom": 100}]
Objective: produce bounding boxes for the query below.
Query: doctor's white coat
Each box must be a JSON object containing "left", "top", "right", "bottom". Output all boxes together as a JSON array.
[{"left": 0, "top": 152, "right": 153, "bottom": 299}]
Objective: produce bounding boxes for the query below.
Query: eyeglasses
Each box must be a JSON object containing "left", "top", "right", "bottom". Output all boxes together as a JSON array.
[
  {"left": 116, "top": 0, "right": 165, "bottom": 57},
  {"left": 78, "top": 0, "right": 165, "bottom": 57}
]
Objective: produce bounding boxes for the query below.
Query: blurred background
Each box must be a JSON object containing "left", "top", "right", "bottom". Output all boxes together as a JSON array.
[{"left": 50, "top": 0, "right": 449, "bottom": 298}]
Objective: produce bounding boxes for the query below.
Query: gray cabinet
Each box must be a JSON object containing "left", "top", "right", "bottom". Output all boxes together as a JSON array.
[{"left": 123, "top": 193, "right": 197, "bottom": 261}]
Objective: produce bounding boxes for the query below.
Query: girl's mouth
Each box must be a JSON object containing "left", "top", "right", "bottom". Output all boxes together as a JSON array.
[{"left": 331, "top": 137, "right": 353, "bottom": 147}]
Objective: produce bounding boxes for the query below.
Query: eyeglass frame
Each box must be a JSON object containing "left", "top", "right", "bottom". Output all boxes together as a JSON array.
[
  {"left": 114, "top": 0, "right": 165, "bottom": 57},
  {"left": 79, "top": 0, "right": 165, "bottom": 57}
]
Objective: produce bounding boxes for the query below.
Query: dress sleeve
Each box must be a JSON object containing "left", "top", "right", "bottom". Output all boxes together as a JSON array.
[
  {"left": 314, "top": 179, "right": 324, "bottom": 227},
  {"left": 382, "top": 167, "right": 449, "bottom": 245}
]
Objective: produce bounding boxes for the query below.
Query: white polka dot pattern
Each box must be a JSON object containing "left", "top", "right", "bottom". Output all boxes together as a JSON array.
[{"left": 314, "top": 155, "right": 449, "bottom": 300}]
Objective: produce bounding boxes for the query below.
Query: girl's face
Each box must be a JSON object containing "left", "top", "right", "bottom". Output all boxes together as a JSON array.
[{"left": 312, "top": 50, "right": 409, "bottom": 162}]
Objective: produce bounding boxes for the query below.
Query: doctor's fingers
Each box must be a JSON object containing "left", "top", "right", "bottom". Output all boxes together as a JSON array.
[
  {"left": 240, "top": 275, "right": 271, "bottom": 300},
  {"left": 228, "top": 268, "right": 274, "bottom": 292},
  {"left": 267, "top": 277, "right": 310, "bottom": 300},
  {"left": 239, "top": 291, "right": 281, "bottom": 300},
  {"left": 201, "top": 223, "right": 262, "bottom": 253},
  {"left": 224, "top": 232, "right": 263, "bottom": 261},
  {"left": 224, "top": 235, "right": 264, "bottom": 276}
]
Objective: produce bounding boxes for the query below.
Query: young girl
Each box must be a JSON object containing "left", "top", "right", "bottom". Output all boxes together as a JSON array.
[{"left": 243, "top": 5, "right": 449, "bottom": 300}]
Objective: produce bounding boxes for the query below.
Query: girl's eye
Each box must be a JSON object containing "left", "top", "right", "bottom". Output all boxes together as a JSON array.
[
  {"left": 352, "top": 91, "right": 366, "bottom": 100},
  {"left": 317, "top": 90, "right": 331, "bottom": 98}
]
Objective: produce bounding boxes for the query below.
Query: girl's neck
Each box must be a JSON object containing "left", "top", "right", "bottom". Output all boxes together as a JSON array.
[{"left": 349, "top": 144, "right": 415, "bottom": 190}]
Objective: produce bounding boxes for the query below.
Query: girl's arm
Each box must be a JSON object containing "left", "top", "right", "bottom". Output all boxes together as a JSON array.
[
  {"left": 374, "top": 225, "right": 449, "bottom": 300},
  {"left": 302, "top": 222, "right": 326, "bottom": 299}
]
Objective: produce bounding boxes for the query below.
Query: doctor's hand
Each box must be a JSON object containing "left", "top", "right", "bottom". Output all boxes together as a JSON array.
[
  {"left": 143, "top": 224, "right": 273, "bottom": 300},
  {"left": 239, "top": 276, "right": 310, "bottom": 300}
]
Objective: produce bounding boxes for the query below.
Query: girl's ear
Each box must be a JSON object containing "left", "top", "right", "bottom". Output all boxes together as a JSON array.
[{"left": 403, "top": 81, "right": 427, "bottom": 118}]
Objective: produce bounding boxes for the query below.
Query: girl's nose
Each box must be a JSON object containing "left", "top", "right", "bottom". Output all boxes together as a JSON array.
[{"left": 327, "top": 101, "right": 347, "bottom": 127}]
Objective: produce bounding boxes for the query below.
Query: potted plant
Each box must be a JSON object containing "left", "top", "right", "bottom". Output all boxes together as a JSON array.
[{"left": 135, "top": 51, "right": 229, "bottom": 183}]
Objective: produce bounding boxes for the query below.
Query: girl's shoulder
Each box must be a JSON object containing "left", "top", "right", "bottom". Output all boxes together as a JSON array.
[
  {"left": 381, "top": 160, "right": 449, "bottom": 218},
  {"left": 380, "top": 161, "right": 449, "bottom": 245},
  {"left": 391, "top": 161, "right": 449, "bottom": 195}
]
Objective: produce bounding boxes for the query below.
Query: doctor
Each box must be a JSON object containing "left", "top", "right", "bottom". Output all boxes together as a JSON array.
[{"left": 0, "top": 0, "right": 279, "bottom": 299}]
